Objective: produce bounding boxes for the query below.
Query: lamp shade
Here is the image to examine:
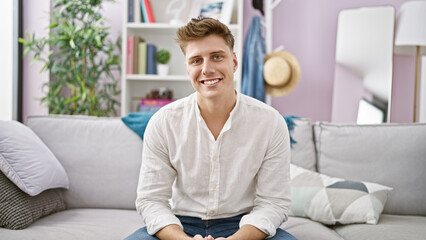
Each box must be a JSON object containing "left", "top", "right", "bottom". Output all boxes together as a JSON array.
[{"left": 394, "top": 0, "right": 426, "bottom": 55}]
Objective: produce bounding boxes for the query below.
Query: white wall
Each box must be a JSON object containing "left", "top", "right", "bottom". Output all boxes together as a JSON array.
[{"left": 0, "top": 0, "right": 17, "bottom": 120}]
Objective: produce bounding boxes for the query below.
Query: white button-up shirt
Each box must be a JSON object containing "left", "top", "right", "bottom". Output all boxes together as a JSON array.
[{"left": 136, "top": 91, "right": 291, "bottom": 237}]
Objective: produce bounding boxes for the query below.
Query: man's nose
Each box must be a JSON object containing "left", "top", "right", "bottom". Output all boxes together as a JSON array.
[{"left": 202, "top": 60, "right": 215, "bottom": 75}]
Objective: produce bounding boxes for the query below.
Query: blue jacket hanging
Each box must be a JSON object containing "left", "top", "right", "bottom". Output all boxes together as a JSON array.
[{"left": 242, "top": 16, "right": 266, "bottom": 102}]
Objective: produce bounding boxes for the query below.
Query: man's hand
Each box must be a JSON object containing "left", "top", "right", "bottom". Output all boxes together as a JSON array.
[
  {"left": 202, "top": 225, "right": 267, "bottom": 240},
  {"left": 156, "top": 224, "right": 194, "bottom": 240}
]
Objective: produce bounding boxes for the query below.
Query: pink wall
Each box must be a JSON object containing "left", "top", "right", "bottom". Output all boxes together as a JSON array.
[
  {"left": 22, "top": 0, "right": 50, "bottom": 122},
  {"left": 391, "top": 55, "right": 415, "bottom": 122},
  {"left": 243, "top": 0, "right": 414, "bottom": 122}
]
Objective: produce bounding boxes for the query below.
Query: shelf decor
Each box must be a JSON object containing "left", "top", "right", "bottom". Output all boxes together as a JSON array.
[
  {"left": 189, "top": 0, "right": 234, "bottom": 24},
  {"left": 155, "top": 49, "right": 171, "bottom": 76}
]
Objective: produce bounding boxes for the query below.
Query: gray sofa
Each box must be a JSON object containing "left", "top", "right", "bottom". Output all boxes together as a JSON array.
[{"left": 1, "top": 115, "right": 425, "bottom": 240}]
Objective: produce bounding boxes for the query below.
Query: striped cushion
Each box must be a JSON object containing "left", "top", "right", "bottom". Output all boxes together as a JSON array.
[{"left": 0, "top": 172, "right": 66, "bottom": 230}]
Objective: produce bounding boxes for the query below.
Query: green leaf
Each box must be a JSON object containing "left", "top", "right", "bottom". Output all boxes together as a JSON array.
[
  {"left": 69, "top": 39, "right": 76, "bottom": 49},
  {"left": 47, "top": 22, "right": 58, "bottom": 29},
  {"left": 64, "top": 96, "right": 80, "bottom": 104},
  {"left": 23, "top": 47, "right": 31, "bottom": 56},
  {"left": 53, "top": 84, "right": 63, "bottom": 96},
  {"left": 40, "top": 64, "right": 49, "bottom": 73}
]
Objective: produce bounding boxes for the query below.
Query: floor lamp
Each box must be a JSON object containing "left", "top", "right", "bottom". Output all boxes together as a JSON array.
[{"left": 394, "top": 1, "right": 426, "bottom": 122}]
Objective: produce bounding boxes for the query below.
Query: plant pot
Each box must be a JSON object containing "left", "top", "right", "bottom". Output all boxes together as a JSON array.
[{"left": 157, "top": 64, "right": 169, "bottom": 76}]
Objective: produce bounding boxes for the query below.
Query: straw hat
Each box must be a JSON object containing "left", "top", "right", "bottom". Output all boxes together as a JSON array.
[{"left": 263, "top": 51, "right": 301, "bottom": 96}]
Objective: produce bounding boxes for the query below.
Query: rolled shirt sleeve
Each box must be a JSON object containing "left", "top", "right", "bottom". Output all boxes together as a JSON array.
[
  {"left": 239, "top": 114, "right": 292, "bottom": 238},
  {"left": 135, "top": 112, "right": 183, "bottom": 235}
]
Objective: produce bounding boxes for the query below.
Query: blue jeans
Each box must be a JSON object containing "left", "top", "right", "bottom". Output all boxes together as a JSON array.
[{"left": 125, "top": 214, "right": 297, "bottom": 240}]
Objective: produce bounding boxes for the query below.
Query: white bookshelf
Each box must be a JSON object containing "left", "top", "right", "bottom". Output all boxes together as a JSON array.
[{"left": 121, "top": 0, "right": 243, "bottom": 115}]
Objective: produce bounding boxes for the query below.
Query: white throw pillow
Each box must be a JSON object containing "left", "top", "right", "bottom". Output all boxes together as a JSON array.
[
  {"left": 0, "top": 120, "right": 69, "bottom": 196},
  {"left": 290, "top": 164, "right": 392, "bottom": 225}
]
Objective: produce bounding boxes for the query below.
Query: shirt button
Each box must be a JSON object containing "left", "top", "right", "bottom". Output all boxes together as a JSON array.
[
  {"left": 209, "top": 210, "right": 215, "bottom": 215},
  {"left": 211, "top": 184, "right": 216, "bottom": 190},
  {"left": 212, "top": 157, "right": 217, "bottom": 161}
]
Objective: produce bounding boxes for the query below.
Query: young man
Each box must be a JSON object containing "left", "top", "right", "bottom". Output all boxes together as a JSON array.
[{"left": 126, "top": 17, "right": 297, "bottom": 240}]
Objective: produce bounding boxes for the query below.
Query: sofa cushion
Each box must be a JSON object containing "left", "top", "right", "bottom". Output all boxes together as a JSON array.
[
  {"left": 0, "top": 120, "right": 69, "bottom": 196},
  {"left": 281, "top": 216, "right": 343, "bottom": 240},
  {"left": 0, "top": 208, "right": 144, "bottom": 240},
  {"left": 289, "top": 118, "right": 316, "bottom": 171},
  {"left": 0, "top": 171, "right": 66, "bottom": 230},
  {"left": 333, "top": 214, "right": 426, "bottom": 240},
  {"left": 313, "top": 122, "right": 426, "bottom": 216},
  {"left": 26, "top": 115, "right": 143, "bottom": 209},
  {"left": 289, "top": 164, "right": 391, "bottom": 225}
]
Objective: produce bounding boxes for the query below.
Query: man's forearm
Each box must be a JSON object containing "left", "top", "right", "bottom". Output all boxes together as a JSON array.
[
  {"left": 156, "top": 224, "right": 190, "bottom": 240},
  {"left": 228, "top": 225, "right": 268, "bottom": 240}
]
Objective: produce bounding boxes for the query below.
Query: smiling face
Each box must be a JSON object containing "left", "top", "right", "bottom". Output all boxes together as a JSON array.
[{"left": 185, "top": 34, "right": 238, "bottom": 103}]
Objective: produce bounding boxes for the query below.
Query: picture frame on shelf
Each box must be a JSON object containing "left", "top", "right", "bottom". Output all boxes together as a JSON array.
[{"left": 189, "top": 0, "right": 234, "bottom": 24}]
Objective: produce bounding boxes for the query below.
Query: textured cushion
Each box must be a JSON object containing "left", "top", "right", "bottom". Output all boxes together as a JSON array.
[
  {"left": 289, "top": 164, "right": 392, "bottom": 225},
  {"left": 0, "top": 208, "right": 144, "bottom": 240},
  {"left": 333, "top": 214, "right": 426, "bottom": 240},
  {"left": 0, "top": 120, "right": 69, "bottom": 196},
  {"left": 0, "top": 171, "right": 66, "bottom": 230},
  {"left": 281, "top": 216, "right": 343, "bottom": 240},
  {"left": 313, "top": 122, "right": 426, "bottom": 215},
  {"left": 26, "top": 115, "right": 143, "bottom": 209},
  {"left": 289, "top": 118, "right": 316, "bottom": 171}
]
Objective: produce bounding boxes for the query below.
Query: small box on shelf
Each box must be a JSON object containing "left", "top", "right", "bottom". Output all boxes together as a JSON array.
[
  {"left": 132, "top": 88, "right": 175, "bottom": 113},
  {"left": 139, "top": 99, "right": 175, "bottom": 113}
]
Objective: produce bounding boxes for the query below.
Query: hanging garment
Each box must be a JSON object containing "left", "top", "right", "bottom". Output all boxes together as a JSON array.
[
  {"left": 252, "top": 0, "right": 264, "bottom": 15},
  {"left": 242, "top": 16, "right": 266, "bottom": 102}
]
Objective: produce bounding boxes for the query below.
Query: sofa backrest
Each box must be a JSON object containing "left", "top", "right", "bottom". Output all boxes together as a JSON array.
[
  {"left": 26, "top": 115, "right": 143, "bottom": 210},
  {"left": 313, "top": 122, "right": 426, "bottom": 216},
  {"left": 289, "top": 118, "right": 317, "bottom": 171}
]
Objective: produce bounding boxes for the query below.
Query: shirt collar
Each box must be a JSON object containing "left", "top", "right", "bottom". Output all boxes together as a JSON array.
[{"left": 193, "top": 90, "right": 240, "bottom": 133}]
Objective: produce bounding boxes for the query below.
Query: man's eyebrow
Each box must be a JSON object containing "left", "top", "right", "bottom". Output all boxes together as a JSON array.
[
  {"left": 187, "top": 50, "right": 227, "bottom": 61},
  {"left": 210, "top": 50, "right": 226, "bottom": 55},
  {"left": 187, "top": 55, "right": 201, "bottom": 61}
]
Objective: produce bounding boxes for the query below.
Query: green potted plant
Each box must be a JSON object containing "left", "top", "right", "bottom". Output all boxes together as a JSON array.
[
  {"left": 155, "top": 49, "right": 171, "bottom": 76},
  {"left": 19, "top": 0, "right": 121, "bottom": 116}
]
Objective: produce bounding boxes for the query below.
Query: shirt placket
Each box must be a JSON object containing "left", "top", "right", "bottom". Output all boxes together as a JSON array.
[{"left": 207, "top": 136, "right": 221, "bottom": 218}]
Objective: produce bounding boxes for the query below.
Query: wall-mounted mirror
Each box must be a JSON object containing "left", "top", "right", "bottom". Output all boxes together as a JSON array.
[{"left": 331, "top": 6, "right": 395, "bottom": 124}]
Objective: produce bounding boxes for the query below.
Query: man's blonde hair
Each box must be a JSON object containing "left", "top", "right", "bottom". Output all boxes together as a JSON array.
[{"left": 176, "top": 17, "right": 235, "bottom": 54}]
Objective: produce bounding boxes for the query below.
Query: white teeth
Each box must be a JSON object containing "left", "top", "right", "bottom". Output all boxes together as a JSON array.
[{"left": 203, "top": 79, "right": 220, "bottom": 85}]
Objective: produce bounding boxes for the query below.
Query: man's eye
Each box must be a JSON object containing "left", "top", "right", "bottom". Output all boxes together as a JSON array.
[
  {"left": 192, "top": 59, "right": 201, "bottom": 64},
  {"left": 214, "top": 55, "right": 223, "bottom": 60}
]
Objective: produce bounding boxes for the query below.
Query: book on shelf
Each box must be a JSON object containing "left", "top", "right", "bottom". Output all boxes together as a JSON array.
[
  {"left": 141, "top": 0, "right": 155, "bottom": 23},
  {"left": 138, "top": 41, "right": 147, "bottom": 74},
  {"left": 126, "top": 36, "right": 158, "bottom": 75},
  {"left": 139, "top": 0, "right": 145, "bottom": 23},
  {"left": 128, "top": 0, "right": 134, "bottom": 22},
  {"left": 140, "top": 0, "right": 148, "bottom": 23},
  {"left": 134, "top": 0, "right": 141, "bottom": 23},
  {"left": 126, "top": 36, "right": 143, "bottom": 74},
  {"left": 146, "top": 43, "right": 157, "bottom": 74}
]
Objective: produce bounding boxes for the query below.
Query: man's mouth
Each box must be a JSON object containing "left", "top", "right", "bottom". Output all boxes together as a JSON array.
[{"left": 201, "top": 78, "right": 222, "bottom": 85}]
